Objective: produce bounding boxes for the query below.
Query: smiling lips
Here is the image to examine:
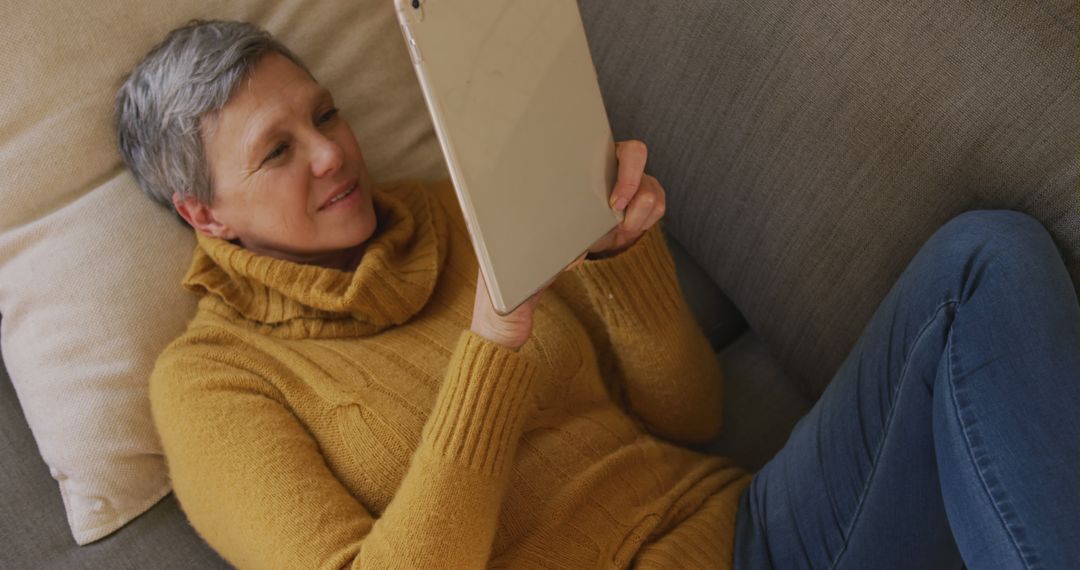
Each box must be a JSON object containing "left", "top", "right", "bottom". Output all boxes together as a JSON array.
[{"left": 319, "top": 181, "right": 359, "bottom": 211}]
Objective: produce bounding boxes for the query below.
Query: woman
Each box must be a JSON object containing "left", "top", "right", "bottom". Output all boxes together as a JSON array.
[{"left": 115, "top": 19, "right": 1079, "bottom": 569}]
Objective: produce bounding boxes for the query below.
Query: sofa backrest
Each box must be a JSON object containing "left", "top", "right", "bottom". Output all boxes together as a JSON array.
[{"left": 578, "top": 0, "right": 1079, "bottom": 397}]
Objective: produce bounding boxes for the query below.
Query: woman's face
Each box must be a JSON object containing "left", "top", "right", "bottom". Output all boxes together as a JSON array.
[{"left": 173, "top": 52, "right": 377, "bottom": 271}]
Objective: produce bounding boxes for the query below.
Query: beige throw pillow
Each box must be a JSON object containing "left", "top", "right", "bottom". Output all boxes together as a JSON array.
[{"left": 0, "top": 0, "right": 446, "bottom": 544}]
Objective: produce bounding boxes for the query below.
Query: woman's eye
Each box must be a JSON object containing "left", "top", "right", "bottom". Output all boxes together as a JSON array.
[
  {"left": 263, "top": 143, "right": 288, "bottom": 164},
  {"left": 318, "top": 107, "right": 339, "bottom": 125}
]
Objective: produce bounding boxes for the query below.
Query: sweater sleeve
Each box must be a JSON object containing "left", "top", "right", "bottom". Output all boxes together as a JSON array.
[
  {"left": 150, "top": 328, "right": 537, "bottom": 570},
  {"left": 551, "top": 221, "right": 725, "bottom": 445}
]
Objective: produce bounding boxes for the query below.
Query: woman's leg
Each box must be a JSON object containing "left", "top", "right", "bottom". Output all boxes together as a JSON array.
[{"left": 732, "top": 210, "right": 1080, "bottom": 569}]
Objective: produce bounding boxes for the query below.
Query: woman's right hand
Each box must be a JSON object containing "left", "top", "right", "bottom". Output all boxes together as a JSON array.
[{"left": 469, "top": 252, "right": 587, "bottom": 351}]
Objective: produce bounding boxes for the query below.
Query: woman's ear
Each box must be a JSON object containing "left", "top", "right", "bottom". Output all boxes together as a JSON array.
[{"left": 172, "top": 192, "right": 237, "bottom": 240}]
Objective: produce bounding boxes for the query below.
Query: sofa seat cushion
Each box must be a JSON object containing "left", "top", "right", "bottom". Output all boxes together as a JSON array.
[{"left": 707, "top": 332, "right": 815, "bottom": 473}]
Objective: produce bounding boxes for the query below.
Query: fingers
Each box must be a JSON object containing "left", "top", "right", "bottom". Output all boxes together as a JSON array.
[
  {"left": 620, "top": 175, "right": 665, "bottom": 234},
  {"left": 611, "top": 140, "right": 648, "bottom": 212},
  {"left": 639, "top": 200, "right": 666, "bottom": 234}
]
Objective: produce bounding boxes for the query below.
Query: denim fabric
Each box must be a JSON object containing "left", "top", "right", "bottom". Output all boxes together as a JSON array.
[{"left": 733, "top": 210, "right": 1080, "bottom": 569}]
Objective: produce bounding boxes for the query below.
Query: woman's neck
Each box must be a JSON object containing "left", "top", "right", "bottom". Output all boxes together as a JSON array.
[{"left": 233, "top": 238, "right": 368, "bottom": 273}]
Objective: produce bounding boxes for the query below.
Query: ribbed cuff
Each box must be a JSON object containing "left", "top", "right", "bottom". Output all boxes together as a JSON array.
[
  {"left": 422, "top": 329, "right": 538, "bottom": 476},
  {"left": 574, "top": 223, "right": 685, "bottom": 328}
]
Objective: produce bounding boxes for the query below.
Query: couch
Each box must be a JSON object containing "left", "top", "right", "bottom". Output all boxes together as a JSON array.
[{"left": 2, "top": 0, "right": 1076, "bottom": 567}]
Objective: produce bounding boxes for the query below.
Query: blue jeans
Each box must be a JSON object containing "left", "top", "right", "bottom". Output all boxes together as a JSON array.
[{"left": 732, "top": 210, "right": 1080, "bottom": 569}]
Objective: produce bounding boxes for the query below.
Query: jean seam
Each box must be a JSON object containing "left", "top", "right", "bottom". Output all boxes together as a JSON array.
[
  {"left": 830, "top": 299, "right": 958, "bottom": 570},
  {"left": 945, "top": 304, "right": 1036, "bottom": 570}
]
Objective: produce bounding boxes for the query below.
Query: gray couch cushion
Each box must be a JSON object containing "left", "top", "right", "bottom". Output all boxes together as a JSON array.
[
  {"left": 579, "top": 0, "right": 1079, "bottom": 398},
  {"left": 663, "top": 228, "right": 747, "bottom": 351},
  {"left": 0, "top": 333, "right": 228, "bottom": 569},
  {"left": 706, "top": 332, "right": 814, "bottom": 473},
  {"left": 666, "top": 231, "right": 809, "bottom": 473}
]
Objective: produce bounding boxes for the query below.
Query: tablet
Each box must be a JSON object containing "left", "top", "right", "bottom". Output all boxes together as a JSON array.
[{"left": 394, "top": 0, "right": 622, "bottom": 315}]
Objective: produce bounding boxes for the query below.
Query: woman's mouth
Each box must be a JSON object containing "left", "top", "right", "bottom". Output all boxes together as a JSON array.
[{"left": 320, "top": 183, "right": 359, "bottom": 211}]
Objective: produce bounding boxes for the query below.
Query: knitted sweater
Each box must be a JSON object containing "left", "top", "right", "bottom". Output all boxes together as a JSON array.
[{"left": 149, "top": 178, "right": 751, "bottom": 569}]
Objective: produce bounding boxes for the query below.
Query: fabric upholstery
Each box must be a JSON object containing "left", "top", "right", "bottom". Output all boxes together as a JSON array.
[
  {"left": 0, "top": 0, "right": 448, "bottom": 544},
  {"left": 578, "top": 0, "right": 1079, "bottom": 397},
  {"left": 662, "top": 235, "right": 809, "bottom": 472},
  {"left": 663, "top": 232, "right": 748, "bottom": 352},
  {"left": 707, "top": 332, "right": 815, "bottom": 473},
  {"left": 0, "top": 336, "right": 228, "bottom": 568}
]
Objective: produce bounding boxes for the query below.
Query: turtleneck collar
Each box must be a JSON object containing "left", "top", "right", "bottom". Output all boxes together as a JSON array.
[{"left": 181, "top": 179, "right": 450, "bottom": 339}]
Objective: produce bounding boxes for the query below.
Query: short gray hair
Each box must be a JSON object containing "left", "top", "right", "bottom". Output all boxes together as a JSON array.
[{"left": 114, "top": 19, "right": 311, "bottom": 219}]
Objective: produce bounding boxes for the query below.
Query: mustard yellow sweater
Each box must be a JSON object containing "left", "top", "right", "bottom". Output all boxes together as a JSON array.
[{"left": 150, "top": 178, "right": 751, "bottom": 569}]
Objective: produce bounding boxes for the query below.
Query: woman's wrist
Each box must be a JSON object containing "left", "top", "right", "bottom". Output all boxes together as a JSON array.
[{"left": 469, "top": 325, "right": 524, "bottom": 352}]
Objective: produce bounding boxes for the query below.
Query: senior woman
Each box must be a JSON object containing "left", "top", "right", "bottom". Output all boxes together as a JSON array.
[{"left": 116, "top": 19, "right": 1080, "bottom": 570}]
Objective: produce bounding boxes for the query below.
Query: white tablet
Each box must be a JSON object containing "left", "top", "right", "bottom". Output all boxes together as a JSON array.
[{"left": 394, "top": 0, "right": 623, "bottom": 315}]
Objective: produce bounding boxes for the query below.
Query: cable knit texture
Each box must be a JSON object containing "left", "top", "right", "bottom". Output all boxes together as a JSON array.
[{"left": 150, "top": 178, "right": 751, "bottom": 569}]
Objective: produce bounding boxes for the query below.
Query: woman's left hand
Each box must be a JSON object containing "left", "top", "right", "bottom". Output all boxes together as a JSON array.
[{"left": 587, "top": 140, "right": 666, "bottom": 260}]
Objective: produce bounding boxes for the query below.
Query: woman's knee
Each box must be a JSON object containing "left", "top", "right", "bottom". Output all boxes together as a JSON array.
[
  {"left": 938, "top": 208, "right": 1049, "bottom": 249},
  {"left": 912, "top": 209, "right": 1062, "bottom": 300},
  {"left": 927, "top": 209, "right": 1055, "bottom": 266}
]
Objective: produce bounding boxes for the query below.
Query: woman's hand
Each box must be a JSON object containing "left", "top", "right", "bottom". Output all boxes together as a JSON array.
[
  {"left": 469, "top": 139, "right": 662, "bottom": 349},
  {"left": 470, "top": 252, "right": 587, "bottom": 350},
  {"left": 587, "top": 140, "right": 667, "bottom": 260}
]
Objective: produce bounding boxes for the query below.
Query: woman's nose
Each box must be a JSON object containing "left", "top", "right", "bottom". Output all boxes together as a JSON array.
[{"left": 309, "top": 133, "right": 344, "bottom": 178}]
